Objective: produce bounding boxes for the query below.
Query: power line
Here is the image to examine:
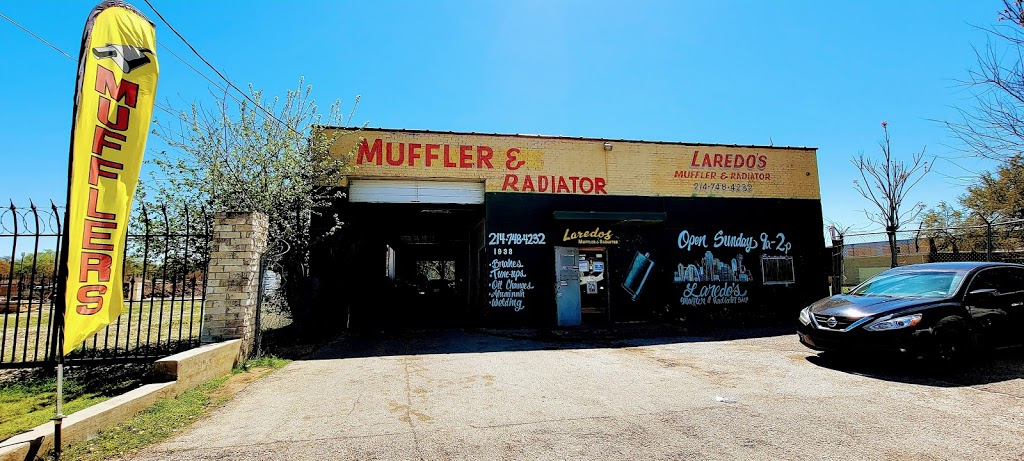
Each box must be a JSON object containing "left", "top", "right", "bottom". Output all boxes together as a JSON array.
[
  {"left": 158, "top": 43, "right": 228, "bottom": 95},
  {"left": 940, "top": 157, "right": 984, "bottom": 176},
  {"left": 0, "top": 10, "right": 196, "bottom": 126},
  {"left": 155, "top": 102, "right": 182, "bottom": 120},
  {"left": 934, "top": 170, "right": 976, "bottom": 185},
  {"left": 156, "top": 42, "right": 248, "bottom": 109},
  {"left": 0, "top": 12, "right": 73, "bottom": 59},
  {"left": 142, "top": 0, "right": 303, "bottom": 137}
]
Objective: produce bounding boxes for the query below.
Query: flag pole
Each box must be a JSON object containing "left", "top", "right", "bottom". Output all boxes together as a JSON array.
[
  {"left": 52, "top": 81, "right": 74, "bottom": 458},
  {"left": 52, "top": 0, "right": 81, "bottom": 452},
  {"left": 53, "top": 153, "right": 71, "bottom": 460},
  {"left": 53, "top": 290, "right": 67, "bottom": 459},
  {"left": 53, "top": 352, "right": 65, "bottom": 459},
  {"left": 53, "top": 69, "right": 74, "bottom": 459}
]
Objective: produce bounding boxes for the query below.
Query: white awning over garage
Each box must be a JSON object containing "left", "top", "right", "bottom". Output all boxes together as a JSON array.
[{"left": 348, "top": 179, "right": 485, "bottom": 204}]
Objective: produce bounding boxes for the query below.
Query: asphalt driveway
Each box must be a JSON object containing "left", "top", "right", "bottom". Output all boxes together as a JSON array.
[{"left": 132, "top": 329, "right": 1024, "bottom": 460}]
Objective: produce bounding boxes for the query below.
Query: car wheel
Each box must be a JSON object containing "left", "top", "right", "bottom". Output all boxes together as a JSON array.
[{"left": 932, "top": 316, "right": 973, "bottom": 365}]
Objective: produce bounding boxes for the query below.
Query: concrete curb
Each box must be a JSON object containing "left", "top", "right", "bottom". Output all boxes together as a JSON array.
[
  {"left": 154, "top": 339, "right": 243, "bottom": 393},
  {"left": 0, "top": 339, "right": 241, "bottom": 461}
]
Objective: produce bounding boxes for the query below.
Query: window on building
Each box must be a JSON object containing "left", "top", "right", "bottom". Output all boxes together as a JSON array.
[
  {"left": 385, "top": 245, "right": 396, "bottom": 280},
  {"left": 761, "top": 256, "right": 795, "bottom": 285}
]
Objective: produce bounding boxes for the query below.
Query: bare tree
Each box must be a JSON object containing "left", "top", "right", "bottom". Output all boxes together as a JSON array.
[
  {"left": 945, "top": 1, "right": 1024, "bottom": 162},
  {"left": 852, "top": 121, "right": 933, "bottom": 267}
]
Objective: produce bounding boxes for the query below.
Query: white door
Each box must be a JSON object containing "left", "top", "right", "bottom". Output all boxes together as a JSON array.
[{"left": 348, "top": 179, "right": 484, "bottom": 204}]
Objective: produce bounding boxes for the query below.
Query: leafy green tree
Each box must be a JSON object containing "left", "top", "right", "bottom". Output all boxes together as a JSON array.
[
  {"left": 145, "top": 79, "right": 361, "bottom": 325},
  {"left": 920, "top": 201, "right": 982, "bottom": 254},
  {"left": 961, "top": 155, "right": 1024, "bottom": 221},
  {"left": 12, "top": 250, "right": 57, "bottom": 279},
  {"left": 959, "top": 156, "right": 1024, "bottom": 253},
  {"left": 852, "top": 121, "right": 933, "bottom": 267}
]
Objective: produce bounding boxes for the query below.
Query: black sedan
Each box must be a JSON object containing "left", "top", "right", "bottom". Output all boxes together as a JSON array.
[{"left": 798, "top": 261, "right": 1024, "bottom": 362}]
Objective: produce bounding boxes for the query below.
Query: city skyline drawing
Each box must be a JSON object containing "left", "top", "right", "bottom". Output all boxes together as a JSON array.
[{"left": 673, "top": 251, "right": 751, "bottom": 283}]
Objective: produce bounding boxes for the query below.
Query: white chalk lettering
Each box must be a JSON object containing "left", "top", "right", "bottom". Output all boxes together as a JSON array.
[
  {"left": 677, "top": 230, "right": 708, "bottom": 251},
  {"left": 713, "top": 231, "right": 759, "bottom": 253},
  {"left": 489, "top": 258, "right": 535, "bottom": 312},
  {"left": 679, "top": 282, "right": 750, "bottom": 306}
]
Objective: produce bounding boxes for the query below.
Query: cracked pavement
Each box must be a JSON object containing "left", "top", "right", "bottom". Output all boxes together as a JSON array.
[{"left": 130, "top": 329, "right": 1024, "bottom": 460}]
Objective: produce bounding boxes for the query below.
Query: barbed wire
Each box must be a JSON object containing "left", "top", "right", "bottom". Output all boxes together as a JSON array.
[{"left": 0, "top": 201, "right": 64, "bottom": 236}]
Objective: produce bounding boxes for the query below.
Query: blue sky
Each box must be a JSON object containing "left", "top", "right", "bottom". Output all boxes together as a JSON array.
[{"left": 0, "top": 0, "right": 1004, "bottom": 233}]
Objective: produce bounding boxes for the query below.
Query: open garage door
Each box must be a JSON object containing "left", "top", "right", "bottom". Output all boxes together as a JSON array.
[
  {"left": 336, "top": 179, "right": 487, "bottom": 329},
  {"left": 349, "top": 179, "right": 485, "bottom": 204}
]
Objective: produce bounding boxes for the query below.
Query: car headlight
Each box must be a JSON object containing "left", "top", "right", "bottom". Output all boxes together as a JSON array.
[
  {"left": 798, "top": 307, "right": 812, "bottom": 325},
  {"left": 862, "top": 313, "right": 922, "bottom": 332}
]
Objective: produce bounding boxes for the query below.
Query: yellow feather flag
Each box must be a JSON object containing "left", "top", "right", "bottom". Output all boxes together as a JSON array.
[{"left": 62, "top": 1, "right": 158, "bottom": 355}]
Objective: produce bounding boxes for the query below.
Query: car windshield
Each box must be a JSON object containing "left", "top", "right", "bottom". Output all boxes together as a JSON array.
[{"left": 850, "top": 270, "right": 965, "bottom": 298}]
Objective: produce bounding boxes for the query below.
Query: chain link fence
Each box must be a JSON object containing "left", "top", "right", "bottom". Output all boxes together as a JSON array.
[{"left": 828, "top": 220, "right": 1024, "bottom": 291}]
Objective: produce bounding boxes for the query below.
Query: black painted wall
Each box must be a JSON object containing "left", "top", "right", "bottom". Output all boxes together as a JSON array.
[{"left": 483, "top": 192, "right": 829, "bottom": 327}]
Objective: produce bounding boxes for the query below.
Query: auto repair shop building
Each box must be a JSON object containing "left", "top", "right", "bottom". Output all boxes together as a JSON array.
[{"left": 314, "top": 128, "right": 827, "bottom": 329}]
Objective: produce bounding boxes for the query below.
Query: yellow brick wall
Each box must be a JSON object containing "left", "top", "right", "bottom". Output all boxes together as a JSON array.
[{"left": 325, "top": 128, "right": 820, "bottom": 200}]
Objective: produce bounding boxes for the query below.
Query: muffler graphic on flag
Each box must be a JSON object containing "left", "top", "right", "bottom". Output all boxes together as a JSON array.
[{"left": 92, "top": 43, "right": 154, "bottom": 73}]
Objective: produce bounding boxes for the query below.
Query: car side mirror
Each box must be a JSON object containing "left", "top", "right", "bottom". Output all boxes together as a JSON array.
[{"left": 967, "top": 288, "right": 998, "bottom": 300}]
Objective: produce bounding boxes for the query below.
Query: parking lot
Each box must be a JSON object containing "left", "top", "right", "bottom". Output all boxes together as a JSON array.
[{"left": 136, "top": 329, "right": 1024, "bottom": 460}]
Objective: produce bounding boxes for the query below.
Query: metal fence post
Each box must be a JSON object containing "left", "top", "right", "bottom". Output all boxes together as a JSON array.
[
  {"left": 1, "top": 199, "right": 213, "bottom": 369},
  {"left": 831, "top": 235, "right": 843, "bottom": 295},
  {"left": 986, "top": 221, "right": 993, "bottom": 262}
]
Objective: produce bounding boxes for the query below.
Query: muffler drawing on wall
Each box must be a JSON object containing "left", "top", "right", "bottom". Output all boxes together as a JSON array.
[{"left": 623, "top": 251, "right": 654, "bottom": 301}]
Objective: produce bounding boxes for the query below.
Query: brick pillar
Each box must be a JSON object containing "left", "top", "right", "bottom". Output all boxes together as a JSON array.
[{"left": 202, "top": 212, "right": 269, "bottom": 362}]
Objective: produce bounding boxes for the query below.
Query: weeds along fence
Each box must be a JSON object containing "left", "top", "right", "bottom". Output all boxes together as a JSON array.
[
  {"left": 828, "top": 219, "right": 1024, "bottom": 291},
  {"left": 0, "top": 201, "right": 211, "bottom": 368}
]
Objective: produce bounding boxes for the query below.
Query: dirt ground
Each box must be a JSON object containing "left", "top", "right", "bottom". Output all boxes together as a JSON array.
[{"left": 131, "top": 329, "right": 1024, "bottom": 460}]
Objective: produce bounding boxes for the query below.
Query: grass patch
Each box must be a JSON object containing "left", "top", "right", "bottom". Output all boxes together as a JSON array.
[
  {"left": 61, "top": 376, "right": 231, "bottom": 461},
  {"left": 237, "top": 355, "right": 290, "bottom": 372},
  {"left": 0, "top": 364, "right": 153, "bottom": 442},
  {"left": 3, "top": 299, "right": 203, "bottom": 364},
  {"left": 61, "top": 355, "right": 290, "bottom": 461}
]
